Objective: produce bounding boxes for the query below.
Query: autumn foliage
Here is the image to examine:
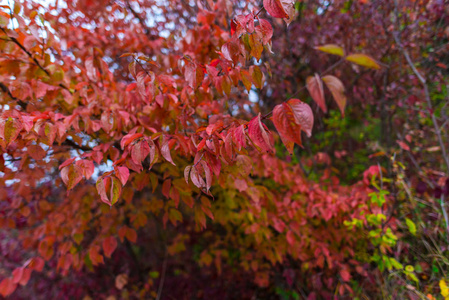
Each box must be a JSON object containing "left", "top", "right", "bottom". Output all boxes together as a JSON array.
[{"left": 1, "top": 0, "right": 449, "bottom": 299}]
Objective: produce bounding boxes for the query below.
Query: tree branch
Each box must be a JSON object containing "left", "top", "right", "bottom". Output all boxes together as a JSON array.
[
  {"left": 392, "top": 15, "right": 449, "bottom": 173},
  {"left": 1, "top": 27, "right": 73, "bottom": 94},
  {"left": 0, "top": 82, "right": 27, "bottom": 110},
  {"left": 156, "top": 247, "right": 168, "bottom": 300},
  {"left": 61, "top": 139, "right": 92, "bottom": 152}
]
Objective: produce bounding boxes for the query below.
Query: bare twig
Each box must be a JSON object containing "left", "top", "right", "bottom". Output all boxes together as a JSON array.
[
  {"left": 392, "top": 1, "right": 449, "bottom": 173},
  {"left": 156, "top": 248, "right": 168, "bottom": 300},
  {"left": 441, "top": 194, "right": 449, "bottom": 243},
  {"left": 261, "top": 58, "right": 346, "bottom": 120}
]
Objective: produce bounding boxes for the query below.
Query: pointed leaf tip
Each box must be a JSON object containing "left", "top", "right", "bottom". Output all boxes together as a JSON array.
[
  {"left": 306, "top": 74, "right": 326, "bottom": 113},
  {"left": 345, "top": 53, "right": 380, "bottom": 70},
  {"left": 315, "top": 44, "right": 345, "bottom": 57},
  {"left": 247, "top": 113, "right": 274, "bottom": 154},
  {"left": 322, "top": 75, "right": 346, "bottom": 116}
]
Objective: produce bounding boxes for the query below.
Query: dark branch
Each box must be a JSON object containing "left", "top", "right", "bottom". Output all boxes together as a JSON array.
[
  {"left": 1, "top": 27, "right": 73, "bottom": 94},
  {"left": 0, "top": 82, "right": 27, "bottom": 110},
  {"left": 61, "top": 139, "right": 92, "bottom": 151}
]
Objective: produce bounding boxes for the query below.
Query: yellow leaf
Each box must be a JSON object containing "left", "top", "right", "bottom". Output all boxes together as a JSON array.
[
  {"left": 315, "top": 44, "right": 345, "bottom": 57},
  {"left": 346, "top": 53, "right": 381, "bottom": 69},
  {"left": 440, "top": 279, "right": 449, "bottom": 297}
]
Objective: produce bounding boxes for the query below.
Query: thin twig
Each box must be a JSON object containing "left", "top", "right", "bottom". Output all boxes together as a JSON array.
[
  {"left": 261, "top": 58, "right": 345, "bottom": 120},
  {"left": 441, "top": 194, "right": 449, "bottom": 244},
  {"left": 392, "top": 0, "right": 449, "bottom": 173},
  {"left": 254, "top": 6, "right": 265, "bottom": 18},
  {"left": 156, "top": 248, "right": 168, "bottom": 300},
  {"left": 1, "top": 27, "right": 73, "bottom": 94}
]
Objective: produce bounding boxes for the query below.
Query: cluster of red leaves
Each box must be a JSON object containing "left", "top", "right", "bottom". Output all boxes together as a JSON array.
[{"left": 2, "top": 0, "right": 442, "bottom": 298}]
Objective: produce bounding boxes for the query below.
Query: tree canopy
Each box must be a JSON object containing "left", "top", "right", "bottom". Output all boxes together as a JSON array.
[{"left": 0, "top": 0, "right": 449, "bottom": 299}]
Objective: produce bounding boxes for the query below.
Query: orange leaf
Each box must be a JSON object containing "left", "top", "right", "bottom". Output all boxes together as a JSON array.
[{"left": 103, "top": 237, "right": 118, "bottom": 258}]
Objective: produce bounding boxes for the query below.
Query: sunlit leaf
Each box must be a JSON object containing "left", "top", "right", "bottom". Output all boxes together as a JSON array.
[
  {"left": 346, "top": 53, "right": 380, "bottom": 69},
  {"left": 315, "top": 44, "right": 345, "bottom": 57}
]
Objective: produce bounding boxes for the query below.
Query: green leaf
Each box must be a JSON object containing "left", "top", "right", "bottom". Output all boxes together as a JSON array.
[
  {"left": 405, "top": 265, "right": 414, "bottom": 272},
  {"left": 405, "top": 218, "right": 417, "bottom": 236},
  {"left": 390, "top": 258, "right": 403, "bottom": 270}
]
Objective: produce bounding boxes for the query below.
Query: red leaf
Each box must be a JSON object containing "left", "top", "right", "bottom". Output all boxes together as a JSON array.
[
  {"left": 88, "top": 245, "right": 104, "bottom": 266},
  {"left": 115, "top": 166, "right": 129, "bottom": 185},
  {"left": 396, "top": 140, "right": 410, "bottom": 151},
  {"left": 85, "top": 57, "right": 97, "bottom": 82},
  {"left": 200, "top": 161, "right": 212, "bottom": 193},
  {"left": 119, "top": 53, "right": 134, "bottom": 58},
  {"left": 306, "top": 74, "right": 326, "bottom": 113},
  {"left": 19, "top": 268, "right": 31, "bottom": 286},
  {"left": 288, "top": 99, "right": 314, "bottom": 137},
  {"left": 160, "top": 137, "right": 176, "bottom": 165},
  {"left": 75, "top": 159, "right": 95, "bottom": 179},
  {"left": 190, "top": 165, "right": 206, "bottom": 190},
  {"left": 126, "top": 228, "right": 137, "bottom": 243},
  {"left": 131, "top": 140, "right": 150, "bottom": 165},
  {"left": 136, "top": 71, "right": 147, "bottom": 98},
  {"left": 263, "top": 0, "right": 288, "bottom": 18},
  {"left": 224, "top": 131, "right": 234, "bottom": 162},
  {"left": 103, "top": 237, "right": 118, "bottom": 258},
  {"left": 162, "top": 178, "right": 171, "bottom": 198},
  {"left": 129, "top": 60, "right": 137, "bottom": 79},
  {"left": 27, "top": 144, "right": 46, "bottom": 160},
  {"left": 322, "top": 75, "right": 347, "bottom": 116},
  {"left": 197, "top": 138, "right": 206, "bottom": 151},
  {"left": 185, "top": 62, "right": 204, "bottom": 89},
  {"left": 247, "top": 113, "right": 273, "bottom": 153},
  {"left": 96, "top": 176, "right": 122, "bottom": 206},
  {"left": 118, "top": 227, "right": 127, "bottom": 242},
  {"left": 221, "top": 40, "right": 242, "bottom": 64},
  {"left": 120, "top": 133, "right": 143, "bottom": 149},
  {"left": 233, "top": 125, "right": 247, "bottom": 151},
  {"left": 286, "top": 231, "right": 295, "bottom": 245},
  {"left": 339, "top": 269, "right": 351, "bottom": 282},
  {"left": 263, "top": 0, "right": 295, "bottom": 25},
  {"left": 272, "top": 103, "right": 302, "bottom": 154},
  {"left": 256, "top": 19, "right": 273, "bottom": 45},
  {"left": 29, "top": 257, "right": 44, "bottom": 272},
  {"left": 12, "top": 267, "right": 24, "bottom": 284},
  {"left": 60, "top": 164, "right": 83, "bottom": 190},
  {"left": 0, "top": 278, "right": 17, "bottom": 297}
]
